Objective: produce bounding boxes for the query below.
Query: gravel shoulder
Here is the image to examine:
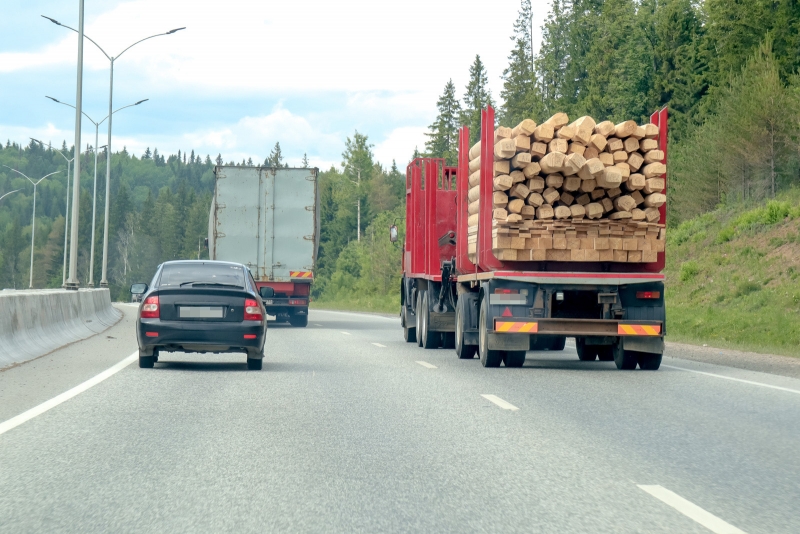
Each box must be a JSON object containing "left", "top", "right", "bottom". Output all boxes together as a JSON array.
[{"left": 665, "top": 341, "right": 800, "bottom": 379}]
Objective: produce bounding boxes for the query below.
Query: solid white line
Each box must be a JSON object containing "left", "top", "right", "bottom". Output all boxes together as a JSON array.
[
  {"left": 663, "top": 364, "right": 800, "bottom": 396},
  {"left": 481, "top": 394, "right": 519, "bottom": 411},
  {"left": 638, "top": 485, "right": 746, "bottom": 534},
  {"left": 341, "top": 332, "right": 352, "bottom": 336},
  {"left": 416, "top": 361, "right": 437, "bottom": 369},
  {"left": 372, "top": 343, "right": 387, "bottom": 348},
  {"left": 0, "top": 351, "right": 138, "bottom": 437}
]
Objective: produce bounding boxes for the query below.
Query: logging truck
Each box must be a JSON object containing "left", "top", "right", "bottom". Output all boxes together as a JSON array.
[
  {"left": 395, "top": 107, "right": 667, "bottom": 369},
  {"left": 209, "top": 166, "right": 320, "bottom": 327}
]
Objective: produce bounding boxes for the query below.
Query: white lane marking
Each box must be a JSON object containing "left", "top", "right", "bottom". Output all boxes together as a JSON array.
[
  {"left": 638, "top": 485, "right": 747, "bottom": 534},
  {"left": 416, "top": 361, "right": 437, "bottom": 369},
  {"left": 0, "top": 351, "right": 138, "bottom": 437},
  {"left": 314, "top": 324, "right": 323, "bottom": 327},
  {"left": 481, "top": 394, "right": 519, "bottom": 411},
  {"left": 341, "top": 332, "right": 352, "bottom": 336},
  {"left": 663, "top": 365, "right": 800, "bottom": 396},
  {"left": 372, "top": 343, "right": 387, "bottom": 348}
]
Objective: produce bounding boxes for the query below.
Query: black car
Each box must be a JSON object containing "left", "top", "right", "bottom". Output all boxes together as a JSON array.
[{"left": 130, "top": 260, "right": 273, "bottom": 370}]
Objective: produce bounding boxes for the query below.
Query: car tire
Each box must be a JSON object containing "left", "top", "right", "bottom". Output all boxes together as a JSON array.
[
  {"left": 139, "top": 355, "right": 155, "bottom": 368},
  {"left": 503, "top": 350, "right": 526, "bottom": 368},
  {"left": 455, "top": 297, "right": 477, "bottom": 359},
  {"left": 289, "top": 314, "right": 308, "bottom": 327},
  {"left": 402, "top": 306, "right": 417, "bottom": 343},
  {"left": 478, "top": 298, "right": 503, "bottom": 368},
  {"left": 247, "top": 357, "right": 263, "bottom": 370},
  {"left": 637, "top": 353, "right": 662, "bottom": 370}
]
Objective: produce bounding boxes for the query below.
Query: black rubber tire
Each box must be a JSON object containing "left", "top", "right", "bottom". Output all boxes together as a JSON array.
[
  {"left": 597, "top": 346, "right": 614, "bottom": 361},
  {"left": 613, "top": 343, "right": 639, "bottom": 370},
  {"left": 247, "top": 357, "right": 263, "bottom": 370},
  {"left": 419, "top": 291, "right": 440, "bottom": 349},
  {"left": 478, "top": 298, "right": 503, "bottom": 368},
  {"left": 576, "top": 338, "right": 598, "bottom": 361},
  {"left": 289, "top": 314, "right": 308, "bottom": 327},
  {"left": 441, "top": 332, "right": 456, "bottom": 349},
  {"left": 550, "top": 336, "right": 567, "bottom": 351},
  {"left": 503, "top": 350, "right": 526, "bottom": 368},
  {"left": 455, "top": 297, "right": 477, "bottom": 359},
  {"left": 637, "top": 353, "right": 663, "bottom": 370},
  {"left": 139, "top": 355, "right": 155, "bottom": 368},
  {"left": 402, "top": 306, "right": 417, "bottom": 343},
  {"left": 416, "top": 291, "right": 424, "bottom": 347}
]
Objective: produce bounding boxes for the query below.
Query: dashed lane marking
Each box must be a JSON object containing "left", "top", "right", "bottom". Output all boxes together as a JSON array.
[
  {"left": 663, "top": 365, "right": 800, "bottom": 396},
  {"left": 341, "top": 332, "right": 352, "bottom": 336},
  {"left": 481, "top": 394, "right": 519, "bottom": 411},
  {"left": 314, "top": 324, "right": 323, "bottom": 326},
  {"left": 0, "top": 351, "right": 138, "bottom": 437},
  {"left": 415, "top": 361, "right": 437, "bottom": 369},
  {"left": 638, "top": 485, "right": 747, "bottom": 534},
  {"left": 372, "top": 343, "right": 387, "bottom": 348}
]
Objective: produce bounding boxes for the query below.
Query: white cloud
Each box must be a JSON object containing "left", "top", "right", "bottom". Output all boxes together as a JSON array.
[{"left": 373, "top": 126, "right": 428, "bottom": 168}]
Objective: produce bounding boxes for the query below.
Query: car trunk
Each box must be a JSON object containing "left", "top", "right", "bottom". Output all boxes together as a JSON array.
[{"left": 156, "top": 288, "right": 250, "bottom": 322}]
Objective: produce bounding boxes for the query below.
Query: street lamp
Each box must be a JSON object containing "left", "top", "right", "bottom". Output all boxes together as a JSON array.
[
  {"left": 2, "top": 166, "right": 60, "bottom": 288},
  {"left": 0, "top": 189, "right": 21, "bottom": 203},
  {"left": 30, "top": 138, "right": 74, "bottom": 287},
  {"left": 45, "top": 96, "right": 148, "bottom": 287},
  {"left": 42, "top": 14, "right": 184, "bottom": 288},
  {"left": 344, "top": 167, "right": 361, "bottom": 242}
]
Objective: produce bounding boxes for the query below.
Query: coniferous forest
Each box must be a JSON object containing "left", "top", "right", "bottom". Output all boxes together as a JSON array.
[{"left": 2, "top": 0, "right": 799, "bottom": 308}]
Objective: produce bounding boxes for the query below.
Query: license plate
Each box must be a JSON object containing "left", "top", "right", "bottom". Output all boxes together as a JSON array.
[
  {"left": 263, "top": 300, "right": 273, "bottom": 305},
  {"left": 179, "top": 306, "right": 224, "bottom": 319}
]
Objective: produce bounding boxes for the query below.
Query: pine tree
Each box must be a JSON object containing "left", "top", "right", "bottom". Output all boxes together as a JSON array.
[
  {"left": 461, "top": 55, "right": 494, "bottom": 145},
  {"left": 216, "top": 154, "right": 223, "bottom": 166},
  {"left": 143, "top": 147, "right": 152, "bottom": 159},
  {"left": 266, "top": 142, "right": 284, "bottom": 168},
  {"left": 536, "top": 0, "right": 571, "bottom": 115},
  {"left": 500, "top": 0, "right": 542, "bottom": 125},
  {"left": 301, "top": 153, "right": 309, "bottom": 168},
  {"left": 425, "top": 79, "right": 461, "bottom": 165}
]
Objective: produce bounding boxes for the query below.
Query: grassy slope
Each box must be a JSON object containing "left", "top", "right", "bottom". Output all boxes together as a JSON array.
[
  {"left": 665, "top": 191, "right": 800, "bottom": 356},
  {"left": 311, "top": 294, "right": 399, "bottom": 315}
]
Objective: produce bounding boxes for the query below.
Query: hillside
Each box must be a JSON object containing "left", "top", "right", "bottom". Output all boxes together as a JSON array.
[{"left": 665, "top": 192, "right": 800, "bottom": 357}]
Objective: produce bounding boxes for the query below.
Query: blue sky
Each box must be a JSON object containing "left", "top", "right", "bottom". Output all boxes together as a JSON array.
[{"left": 1, "top": 0, "right": 549, "bottom": 170}]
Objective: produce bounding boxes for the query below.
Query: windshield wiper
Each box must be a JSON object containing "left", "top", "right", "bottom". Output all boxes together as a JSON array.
[{"left": 178, "top": 281, "right": 243, "bottom": 288}]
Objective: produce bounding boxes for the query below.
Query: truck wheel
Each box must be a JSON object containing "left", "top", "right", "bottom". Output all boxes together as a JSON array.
[
  {"left": 455, "top": 297, "right": 477, "bottom": 359},
  {"left": 576, "top": 338, "right": 597, "bottom": 361},
  {"left": 613, "top": 343, "right": 639, "bottom": 370},
  {"left": 478, "top": 298, "right": 503, "bottom": 368},
  {"left": 503, "top": 351, "right": 526, "bottom": 368},
  {"left": 441, "top": 332, "right": 456, "bottom": 349},
  {"left": 419, "top": 291, "right": 440, "bottom": 349},
  {"left": 402, "top": 306, "right": 416, "bottom": 343},
  {"left": 637, "top": 353, "right": 662, "bottom": 370},
  {"left": 550, "top": 336, "right": 567, "bottom": 351},
  {"left": 597, "top": 346, "right": 614, "bottom": 361},
  {"left": 289, "top": 314, "right": 308, "bottom": 327}
]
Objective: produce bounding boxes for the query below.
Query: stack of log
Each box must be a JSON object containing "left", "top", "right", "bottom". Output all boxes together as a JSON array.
[{"left": 466, "top": 113, "right": 666, "bottom": 263}]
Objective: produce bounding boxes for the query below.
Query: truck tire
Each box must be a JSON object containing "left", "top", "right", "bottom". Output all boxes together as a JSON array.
[
  {"left": 402, "top": 306, "right": 416, "bottom": 343},
  {"left": 550, "top": 336, "right": 567, "bottom": 351},
  {"left": 419, "top": 291, "right": 440, "bottom": 349},
  {"left": 636, "top": 352, "right": 662, "bottom": 370},
  {"left": 613, "top": 343, "right": 639, "bottom": 370},
  {"left": 416, "top": 291, "right": 424, "bottom": 347},
  {"left": 576, "top": 338, "right": 598, "bottom": 361},
  {"left": 503, "top": 351, "right": 526, "bottom": 368},
  {"left": 289, "top": 314, "right": 308, "bottom": 327},
  {"left": 597, "top": 346, "right": 614, "bottom": 361},
  {"left": 478, "top": 298, "right": 503, "bottom": 368},
  {"left": 455, "top": 297, "right": 477, "bottom": 359},
  {"left": 441, "top": 332, "right": 456, "bottom": 349}
]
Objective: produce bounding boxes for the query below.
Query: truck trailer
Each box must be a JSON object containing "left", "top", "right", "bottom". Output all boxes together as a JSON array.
[
  {"left": 399, "top": 107, "right": 667, "bottom": 370},
  {"left": 209, "top": 165, "right": 320, "bottom": 327}
]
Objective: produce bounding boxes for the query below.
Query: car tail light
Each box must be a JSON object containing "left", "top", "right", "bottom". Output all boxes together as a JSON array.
[
  {"left": 141, "top": 296, "right": 160, "bottom": 319},
  {"left": 244, "top": 334, "right": 257, "bottom": 339},
  {"left": 244, "top": 299, "right": 263, "bottom": 321},
  {"left": 636, "top": 291, "right": 661, "bottom": 299}
]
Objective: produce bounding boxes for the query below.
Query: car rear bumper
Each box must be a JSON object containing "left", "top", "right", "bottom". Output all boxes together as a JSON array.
[{"left": 137, "top": 319, "right": 266, "bottom": 357}]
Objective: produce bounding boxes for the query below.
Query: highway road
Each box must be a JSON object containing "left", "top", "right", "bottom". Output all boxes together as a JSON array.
[{"left": 1, "top": 305, "right": 799, "bottom": 533}]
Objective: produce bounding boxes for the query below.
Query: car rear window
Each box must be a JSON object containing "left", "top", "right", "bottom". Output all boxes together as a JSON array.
[{"left": 158, "top": 263, "right": 245, "bottom": 288}]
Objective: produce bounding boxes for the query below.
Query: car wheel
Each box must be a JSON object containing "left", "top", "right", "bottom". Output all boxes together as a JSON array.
[
  {"left": 478, "top": 298, "right": 503, "bottom": 368},
  {"left": 289, "top": 314, "right": 308, "bottom": 327},
  {"left": 139, "top": 355, "right": 155, "bottom": 368},
  {"left": 247, "top": 357, "right": 263, "bottom": 370}
]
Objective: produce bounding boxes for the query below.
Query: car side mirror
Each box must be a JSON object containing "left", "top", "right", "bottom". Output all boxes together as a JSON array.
[
  {"left": 130, "top": 283, "right": 148, "bottom": 295},
  {"left": 259, "top": 287, "right": 275, "bottom": 298},
  {"left": 389, "top": 225, "right": 398, "bottom": 243}
]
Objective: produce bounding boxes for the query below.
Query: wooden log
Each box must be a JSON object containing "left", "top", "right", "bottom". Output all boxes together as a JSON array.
[
  {"left": 514, "top": 135, "right": 531, "bottom": 153},
  {"left": 548, "top": 138, "right": 568, "bottom": 154},
  {"left": 643, "top": 150, "right": 664, "bottom": 165},
  {"left": 601, "top": 197, "right": 614, "bottom": 213},
  {"left": 511, "top": 152, "right": 532, "bottom": 169},
  {"left": 556, "top": 124, "right": 576, "bottom": 140},
  {"left": 569, "top": 203, "right": 586, "bottom": 219},
  {"left": 597, "top": 167, "right": 622, "bottom": 189},
  {"left": 469, "top": 169, "right": 481, "bottom": 188},
  {"left": 631, "top": 190, "right": 645, "bottom": 206},
  {"left": 598, "top": 152, "right": 615, "bottom": 167},
  {"left": 539, "top": 152, "right": 566, "bottom": 174},
  {"left": 578, "top": 158, "right": 605, "bottom": 180},
  {"left": 594, "top": 121, "right": 615, "bottom": 137},
  {"left": 571, "top": 116, "right": 596, "bottom": 133},
  {"left": 468, "top": 200, "right": 481, "bottom": 215},
  {"left": 643, "top": 193, "right": 666, "bottom": 208},
  {"left": 613, "top": 195, "right": 636, "bottom": 212},
  {"left": 571, "top": 124, "right": 592, "bottom": 145},
  {"left": 643, "top": 123, "right": 659, "bottom": 139},
  {"left": 586, "top": 202, "right": 604, "bottom": 219},
  {"left": 522, "top": 162, "right": 541, "bottom": 178},
  {"left": 469, "top": 156, "right": 481, "bottom": 173},
  {"left": 495, "top": 160, "right": 510, "bottom": 175},
  {"left": 509, "top": 183, "right": 530, "bottom": 200},
  {"left": 527, "top": 192, "right": 544, "bottom": 207},
  {"left": 642, "top": 162, "right": 666, "bottom": 179},
  {"left": 640, "top": 138, "right": 659, "bottom": 152},
  {"left": 542, "top": 187, "right": 560, "bottom": 205},
  {"left": 493, "top": 191, "right": 508, "bottom": 207},
  {"left": 568, "top": 142, "right": 586, "bottom": 156},
  {"left": 545, "top": 173, "right": 564, "bottom": 189},
  {"left": 606, "top": 138, "right": 624, "bottom": 152},
  {"left": 589, "top": 134, "right": 608, "bottom": 152},
  {"left": 614, "top": 120, "right": 637, "bottom": 138},
  {"left": 607, "top": 187, "right": 622, "bottom": 199},
  {"left": 623, "top": 137, "right": 640, "bottom": 153},
  {"left": 579, "top": 179, "right": 597, "bottom": 193},
  {"left": 468, "top": 185, "right": 482, "bottom": 203},
  {"left": 494, "top": 138, "right": 516, "bottom": 159},
  {"left": 583, "top": 146, "right": 599, "bottom": 160},
  {"left": 492, "top": 208, "right": 508, "bottom": 220},
  {"left": 520, "top": 205, "right": 536, "bottom": 218},
  {"left": 493, "top": 174, "right": 513, "bottom": 191},
  {"left": 576, "top": 193, "right": 591, "bottom": 206},
  {"left": 627, "top": 152, "right": 644, "bottom": 171},
  {"left": 536, "top": 204, "right": 554, "bottom": 220},
  {"left": 544, "top": 112, "right": 569, "bottom": 129},
  {"left": 631, "top": 126, "right": 646, "bottom": 140},
  {"left": 643, "top": 178, "right": 665, "bottom": 194},
  {"left": 527, "top": 177, "right": 545, "bottom": 192},
  {"left": 468, "top": 141, "right": 481, "bottom": 161},
  {"left": 631, "top": 208, "right": 646, "bottom": 221},
  {"left": 625, "top": 173, "right": 645, "bottom": 191},
  {"left": 615, "top": 162, "right": 631, "bottom": 180},
  {"left": 591, "top": 188, "right": 606, "bottom": 200},
  {"left": 510, "top": 170, "right": 526, "bottom": 183},
  {"left": 609, "top": 211, "right": 633, "bottom": 220},
  {"left": 494, "top": 127, "right": 512, "bottom": 143},
  {"left": 560, "top": 192, "right": 575, "bottom": 206},
  {"left": 562, "top": 153, "right": 586, "bottom": 177},
  {"left": 555, "top": 206, "right": 572, "bottom": 219},
  {"left": 532, "top": 123, "right": 555, "bottom": 143},
  {"left": 507, "top": 198, "right": 525, "bottom": 214},
  {"left": 645, "top": 207, "right": 661, "bottom": 222},
  {"left": 511, "top": 119, "right": 537, "bottom": 138},
  {"left": 613, "top": 151, "right": 628, "bottom": 163},
  {"left": 530, "top": 142, "right": 548, "bottom": 160},
  {"left": 563, "top": 176, "right": 582, "bottom": 192}
]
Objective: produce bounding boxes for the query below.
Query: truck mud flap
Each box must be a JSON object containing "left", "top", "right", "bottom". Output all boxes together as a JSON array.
[
  {"left": 622, "top": 336, "right": 664, "bottom": 355},
  {"left": 488, "top": 333, "right": 529, "bottom": 351},
  {"left": 429, "top": 312, "right": 456, "bottom": 332}
]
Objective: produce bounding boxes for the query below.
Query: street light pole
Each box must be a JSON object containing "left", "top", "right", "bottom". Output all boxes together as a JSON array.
[
  {"left": 3, "top": 166, "right": 60, "bottom": 288},
  {"left": 66, "top": 0, "right": 86, "bottom": 290},
  {"left": 42, "top": 15, "right": 184, "bottom": 289},
  {"left": 0, "top": 189, "right": 21, "bottom": 203}
]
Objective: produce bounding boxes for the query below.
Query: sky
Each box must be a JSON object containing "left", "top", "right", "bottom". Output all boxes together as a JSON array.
[{"left": 1, "top": 0, "right": 551, "bottom": 171}]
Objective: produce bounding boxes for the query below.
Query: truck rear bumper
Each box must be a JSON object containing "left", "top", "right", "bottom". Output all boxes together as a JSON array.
[{"left": 493, "top": 318, "right": 662, "bottom": 337}]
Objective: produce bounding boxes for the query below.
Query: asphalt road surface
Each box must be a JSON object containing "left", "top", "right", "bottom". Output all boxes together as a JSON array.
[{"left": 1, "top": 306, "right": 799, "bottom": 533}]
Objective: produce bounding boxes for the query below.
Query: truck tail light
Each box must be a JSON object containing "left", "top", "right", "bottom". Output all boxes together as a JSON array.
[
  {"left": 636, "top": 291, "right": 661, "bottom": 299},
  {"left": 141, "top": 296, "right": 160, "bottom": 319},
  {"left": 289, "top": 299, "right": 306, "bottom": 305},
  {"left": 244, "top": 299, "right": 263, "bottom": 321}
]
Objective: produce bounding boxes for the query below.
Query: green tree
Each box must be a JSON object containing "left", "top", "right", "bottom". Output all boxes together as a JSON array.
[
  {"left": 266, "top": 142, "right": 285, "bottom": 168},
  {"left": 500, "top": 0, "right": 542, "bottom": 125},
  {"left": 461, "top": 55, "right": 494, "bottom": 144},
  {"left": 425, "top": 79, "right": 461, "bottom": 165}
]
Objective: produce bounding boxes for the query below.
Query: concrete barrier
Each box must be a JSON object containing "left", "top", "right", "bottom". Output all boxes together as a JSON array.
[{"left": 0, "top": 289, "right": 123, "bottom": 370}]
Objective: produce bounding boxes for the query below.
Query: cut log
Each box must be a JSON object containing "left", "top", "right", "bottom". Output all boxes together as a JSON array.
[
  {"left": 601, "top": 197, "right": 614, "bottom": 213},
  {"left": 571, "top": 116, "right": 597, "bottom": 132},
  {"left": 627, "top": 152, "right": 644, "bottom": 171},
  {"left": 623, "top": 137, "right": 640, "bottom": 153},
  {"left": 645, "top": 207, "right": 661, "bottom": 222},
  {"left": 578, "top": 158, "right": 605, "bottom": 180},
  {"left": 613, "top": 195, "right": 636, "bottom": 212},
  {"left": 640, "top": 138, "right": 658, "bottom": 152},
  {"left": 468, "top": 215, "right": 480, "bottom": 227},
  {"left": 631, "top": 208, "right": 646, "bottom": 221},
  {"left": 511, "top": 152, "right": 532, "bottom": 169},
  {"left": 495, "top": 160, "right": 510, "bottom": 175},
  {"left": 642, "top": 162, "right": 666, "bottom": 179},
  {"left": 506, "top": 214, "right": 523, "bottom": 223},
  {"left": 494, "top": 126, "right": 512, "bottom": 143},
  {"left": 576, "top": 194, "right": 591, "bottom": 206},
  {"left": 527, "top": 177, "right": 545, "bottom": 192},
  {"left": 560, "top": 192, "right": 575, "bottom": 206},
  {"left": 536, "top": 204, "right": 554, "bottom": 220},
  {"left": 586, "top": 202, "right": 604, "bottom": 219},
  {"left": 514, "top": 135, "right": 531, "bottom": 153},
  {"left": 555, "top": 206, "right": 572, "bottom": 219},
  {"left": 583, "top": 146, "right": 600, "bottom": 160},
  {"left": 539, "top": 152, "right": 566, "bottom": 174},
  {"left": 469, "top": 156, "right": 481, "bottom": 173},
  {"left": 511, "top": 119, "right": 537, "bottom": 138},
  {"left": 643, "top": 193, "right": 666, "bottom": 208},
  {"left": 468, "top": 200, "right": 481, "bottom": 215},
  {"left": 572, "top": 125, "right": 592, "bottom": 145},
  {"left": 530, "top": 142, "right": 548, "bottom": 160},
  {"left": 643, "top": 150, "right": 664, "bottom": 165},
  {"left": 580, "top": 179, "right": 597, "bottom": 193},
  {"left": 468, "top": 185, "right": 482, "bottom": 203},
  {"left": 509, "top": 183, "right": 530, "bottom": 199},
  {"left": 493, "top": 208, "right": 508, "bottom": 220},
  {"left": 615, "top": 162, "right": 631, "bottom": 180},
  {"left": 614, "top": 120, "right": 638, "bottom": 138},
  {"left": 643, "top": 178, "right": 665, "bottom": 194},
  {"left": 510, "top": 170, "right": 525, "bottom": 183},
  {"left": 493, "top": 191, "right": 508, "bottom": 207},
  {"left": 522, "top": 162, "right": 541, "bottom": 178},
  {"left": 556, "top": 124, "right": 576, "bottom": 140},
  {"left": 591, "top": 188, "right": 606, "bottom": 200},
  {"left": 607, "top": 187, "right": 622, "bottom": 199},
  {"left": 468, "top": 141, "right": 481, "bottom": 161},
  {"left": 598, "top": 152, "right": 615, "bottom": 167},
  {"left": 597, "top": 167, "right": 622, "bottom": 189},
  {"left": 631, "top": 126, "right": 646, "bottom": 140},
  {"left": 631, "top": 190, "right": 645, "bottom": 206},
  {"left": 613, "top": 151, "right": 628, "bottom": 163},
  {"left": 544, "top": 112, "right": 569, "bottom": 129},
  {"left": 562, "top": 153, "right": 586, "bottom": 177},
  {"left": 469, "top": 169, "right": 481, "bottom": 188},
  {"left": 563, "top": 176, "right": 582, "bottom": 192},
  {"left": 594, "top": 121, "right": 615, "bottom": 137},
  {"left": 625, "top": 173, "right": 645, "bottom": 191},
  {"left": 609, "top": 211, "right": 633, "bottom": 220},
  {"left": 507, "top": 198, "right": 525, "bottom": 214},
  {"left": 545, "top": 173, "right": 564, "bottom": 189},
  {"left": 589, "top": 134, "right": 608, "bottom": 152},
  {"left": 532, "top": 124, "right": 555, "bottom": 143},
  {"left": 542, "top": 187, "right": 560, "bottom": 205},
  {"left": 569, "top": 203, "right": 586, "bottom": 219},
  {"left": 643, "top": 123, "right": 659, "bottom": 139},
  {"left": 568, "top": 143, "right": 586, "bottom": 156},
  {"left": 520, "top": 205, "right": 536, "bottom": 218},
  {"left": 527, "top": 192, "right": 544, "bottom": 207},
  {"left": 493, "top": 174, "right": 513, "bottom": 191},
  {"left": 548, "top": 138, "right": 568, "bottom": 154},
  {"left": 494, "top": 138, "right": 516, "bottom": 160},
  {"left": 606, "top": 138, "right": 624, "bottom": 152}
]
